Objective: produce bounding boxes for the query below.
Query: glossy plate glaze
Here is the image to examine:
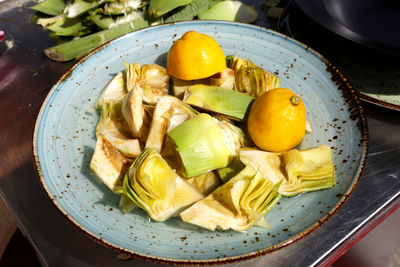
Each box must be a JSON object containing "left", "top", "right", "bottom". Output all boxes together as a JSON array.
[{"left": 33, "top": 21, "right": 367, "bottom": 264}]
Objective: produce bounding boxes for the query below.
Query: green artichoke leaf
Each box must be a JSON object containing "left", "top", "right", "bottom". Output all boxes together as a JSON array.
[
  {"left": 198, "top": 1, "right": 258, "bottom": 23},
  {"left": 122, "top": 148, "right": 204, "bottom": 221}
]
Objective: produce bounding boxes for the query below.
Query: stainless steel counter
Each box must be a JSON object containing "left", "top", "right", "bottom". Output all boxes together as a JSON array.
[{"left": 1, "top": 1, "right": 399, "bottom": 266}]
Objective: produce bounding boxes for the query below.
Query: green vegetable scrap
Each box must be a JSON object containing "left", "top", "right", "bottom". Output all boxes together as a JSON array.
[{"left": 30, "top": 0, "right": 264, "bottom": 61}]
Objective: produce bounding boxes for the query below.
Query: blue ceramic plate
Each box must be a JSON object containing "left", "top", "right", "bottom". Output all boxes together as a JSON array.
[{"left": 33, "top": 21, "right": 367, "bottom": 264}]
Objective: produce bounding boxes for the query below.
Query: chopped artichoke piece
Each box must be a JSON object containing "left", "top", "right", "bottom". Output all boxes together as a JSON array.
[
  {"left": 168, "top": 113, "right": 242, "bottom": 178},
  {"left": 279, "top": 145, "right": 335, "bottom": 196},
  {"left": 239, "top": 149, "right": 286, "bottom": 184},
  {"left": 229, "top": 56, "right": 281, "bottom": 97},
  {"left": 183, "top": 85, "right": 255, "bottom": 121},
  {"left": 209, "top": 68, "right": 235, "bottom": 90},
  {"left": 122, "top": 148, "right": 204, "bottom": 221},
  {"left": 171, "top": 77, "right": 210, "bottom": 99},
  {"left": 124, "top": 62, "right": 169, "bottom": 104},
  {"left": 198, "top": 1, "right": 258, "bottom": 23},
  {"left": 97, "top": 71, "right": 127, "bottom": 108},
  {"left": 90, "top": 133, "right": 133, "bottom": 192},
  {"left": 180, "top": 166, "right": 281, "bottom": 231},
  {"left": 145, "top": 95, "right": 198, "bottom": 152},
  {"left": 217, "top": 157, "right": 245, "bottom": 183},
  {"left": 96, "top": 73, "right": 141, "bottom": 158},
  {"left": 186, "top": 172, "right": 222, "bottom": 196},
  {"left": 121, "top": 86, "right": 152, "bottom": 142}
]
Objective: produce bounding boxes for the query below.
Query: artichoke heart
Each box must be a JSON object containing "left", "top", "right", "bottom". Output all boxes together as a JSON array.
[
  {"left": 228, "top": 56, "right": 281, "bottom": 97},
  {"left": 145, "top": 95, "right": 198, "bottom": 152},
  {"left": 96, "top": 72, "right": 141, "bottom": 158},
  {"left": 279, "top": 145, "right": 335, "bottom": 196},
  {"left": 183, "top": 85, "right": 254, "bottom": 121},
  {"left": 180, "top": 166, "right": 281, "bottom": 231},
  {"left": 167, "top": 113, "right": 244, "bottom": 178},
  {"left": 90, "top": 133, "right": 133, "bottom": 192},
  {"left": 124, "top": 62, "right": 169, "bottom": 104},
  {"left": 186, "top": 172, "right": 222, "bottom": 196},
  {"left": 122, "top": 148, "right": 204, "bottom": 221}
]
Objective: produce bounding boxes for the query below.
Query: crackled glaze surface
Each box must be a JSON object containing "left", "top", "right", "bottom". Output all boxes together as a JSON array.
[{"left": 33, "top": 21, "right": 367, "bottom": 264}]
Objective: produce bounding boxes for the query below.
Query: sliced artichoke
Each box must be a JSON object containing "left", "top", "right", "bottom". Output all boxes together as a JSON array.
[
  {"left": 90, "top": 133, "right": 133, "bottom": 192},
  {"left": 167, "top": 113, "right": 245, "bottom": 178},
  {"left": 183, "top": 85, "right": 255, "bottom": 121},
  {"left": 180, "top": 165, "right": 281, "bottom": 231},
  {"left": 279, "top": 145, "right": 335, "bottom": 196},
  {"left": 124, "top": 62, "right": 169, "bottom": 104},
  {"left": 239, "top": 149, "right": 286, "bottom": 184},
  {"left": 171, "top": 77, "right": 209, "bottom": 99},
  {"left": 217, "top": 157, "right": 245, "bottom": 183},
  {"left": 145, "top": 95, "right": 198, "bottom": 152},
  {"left": 229, "top": 56, "right": 281, "bottom": 97},
  {"left": 209, "top": 68, "right": 235, "bottom": 90},
  {"left": 186, "top": 172, "right": 222, "bottom": 196},
  {"left": 122, "top": 148, "right": 204, "bottom": 221},
  {"left": 96, "top": 72, "right": 141, "bottom": 158}
]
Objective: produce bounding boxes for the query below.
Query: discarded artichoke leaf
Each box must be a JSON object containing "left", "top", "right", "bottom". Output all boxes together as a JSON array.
[
  {"left": 145, "top": 95, "right": 198, "bottom": 152},
  {"left": 30, "top": 0, "right": 66, "bottom": 16},
  {"left": 37, "top": 15, "right": 64, "bottom": 27},
  {"left": 279, "top": 145, "right": 335, "bottom": 196},
  {"left": 239, "top": 148, "right": 285, "bottom": 185},
  {"left": 64, "top": 0, "right": 110, "bottom": 19},
  {"left": 90, "top": 133, "right": 133, "bottom": 192},
  {"left": 168, "top": 113, "right": 237, "bottom": 178},
  {"left": 183, "top": 85, "right": 255, "bottom": 121},
  {"left": 209, "top": 68, "right": 235, "bottom": 90},
  {"left": 89, "top": 10, "right": 115, "bottom": 29},
  {"left": 149, "top": 0, "right": 192, "bottom": 18},
  {"left": 103, "top": 0, "right": 142, "bottom": 15},
  {"left": 181, "top": 165, "right": 281, "bottom": 231},
  {"left": 122, "top": 148, "right": 204, "bottom": 221},
  {"left": 186, "top": 172, "right": 222, "bottom": 195},
  {"left": 229, "top": 56, "right": 281, "bottom": 97},
  {"left": 46, "top": 15, "right": 93, "bottom": 37},
  {"left": 198, "top": 1, "right": 258, "bottom": 23},
  {"left": 217, "top": 157, "right": 245, "bottom": 183}
]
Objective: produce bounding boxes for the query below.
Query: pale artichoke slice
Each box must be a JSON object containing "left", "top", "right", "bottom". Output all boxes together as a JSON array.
[
  {"left": 186, "top": 172, "right": 222, "bottom": 196},
  {"left": 228, "top": 56, "right": 281, "bottom": 97},
  {"left": 180, "top": 165, "right": 281, "bottom": 231},
  {"left": 239, "top": 149, "right": 286, "bottom": 185},
  {"left": 145, "top": 95, "right": 198, "bottom": 152},
  {"left": 96, "top": 71, "right": 127, "bottom": 108},
  {"left": 209, "top": 68, "right": 235, "bottom": 90},
  {"left": 279, "top": 145, "right": 335, "bottom": 196},
  {"left": 171, "top": 77, "right": 209, "bottom": 99},
  {"left": 121, "top": 86, "right": 152, "bottom": 142},
  {"left": 122, "top": 148, "right": 204, "bottom": 221},
  {"left": 124, "top": 62, "right": 169, "bottom": 104},
  {"left": 90, "top": 133, "right": 133, "bottom": 192},
  {"left": 96, "top": 101, "right": 142, "bottom": 158}
]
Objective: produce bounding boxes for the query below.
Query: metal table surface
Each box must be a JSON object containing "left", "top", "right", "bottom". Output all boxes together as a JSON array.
[{"left": 1, "top": 1, "right": 399, "bottom": 266}]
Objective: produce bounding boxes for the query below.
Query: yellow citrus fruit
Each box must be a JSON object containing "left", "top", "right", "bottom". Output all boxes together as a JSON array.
[
  {"left": 247, "top": 88, "right": 306, "bottom": 152},
  {"left": 167, "top": 31, "right": 226, "bottom": 80}
]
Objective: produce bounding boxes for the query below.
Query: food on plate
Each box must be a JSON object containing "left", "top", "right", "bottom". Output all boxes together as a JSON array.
[
  {"left": 247, "top": 88, "right": 306, "bottom": 152},
  {"left": 89, "top": 31, "right": 336, "bottom": 231}
]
